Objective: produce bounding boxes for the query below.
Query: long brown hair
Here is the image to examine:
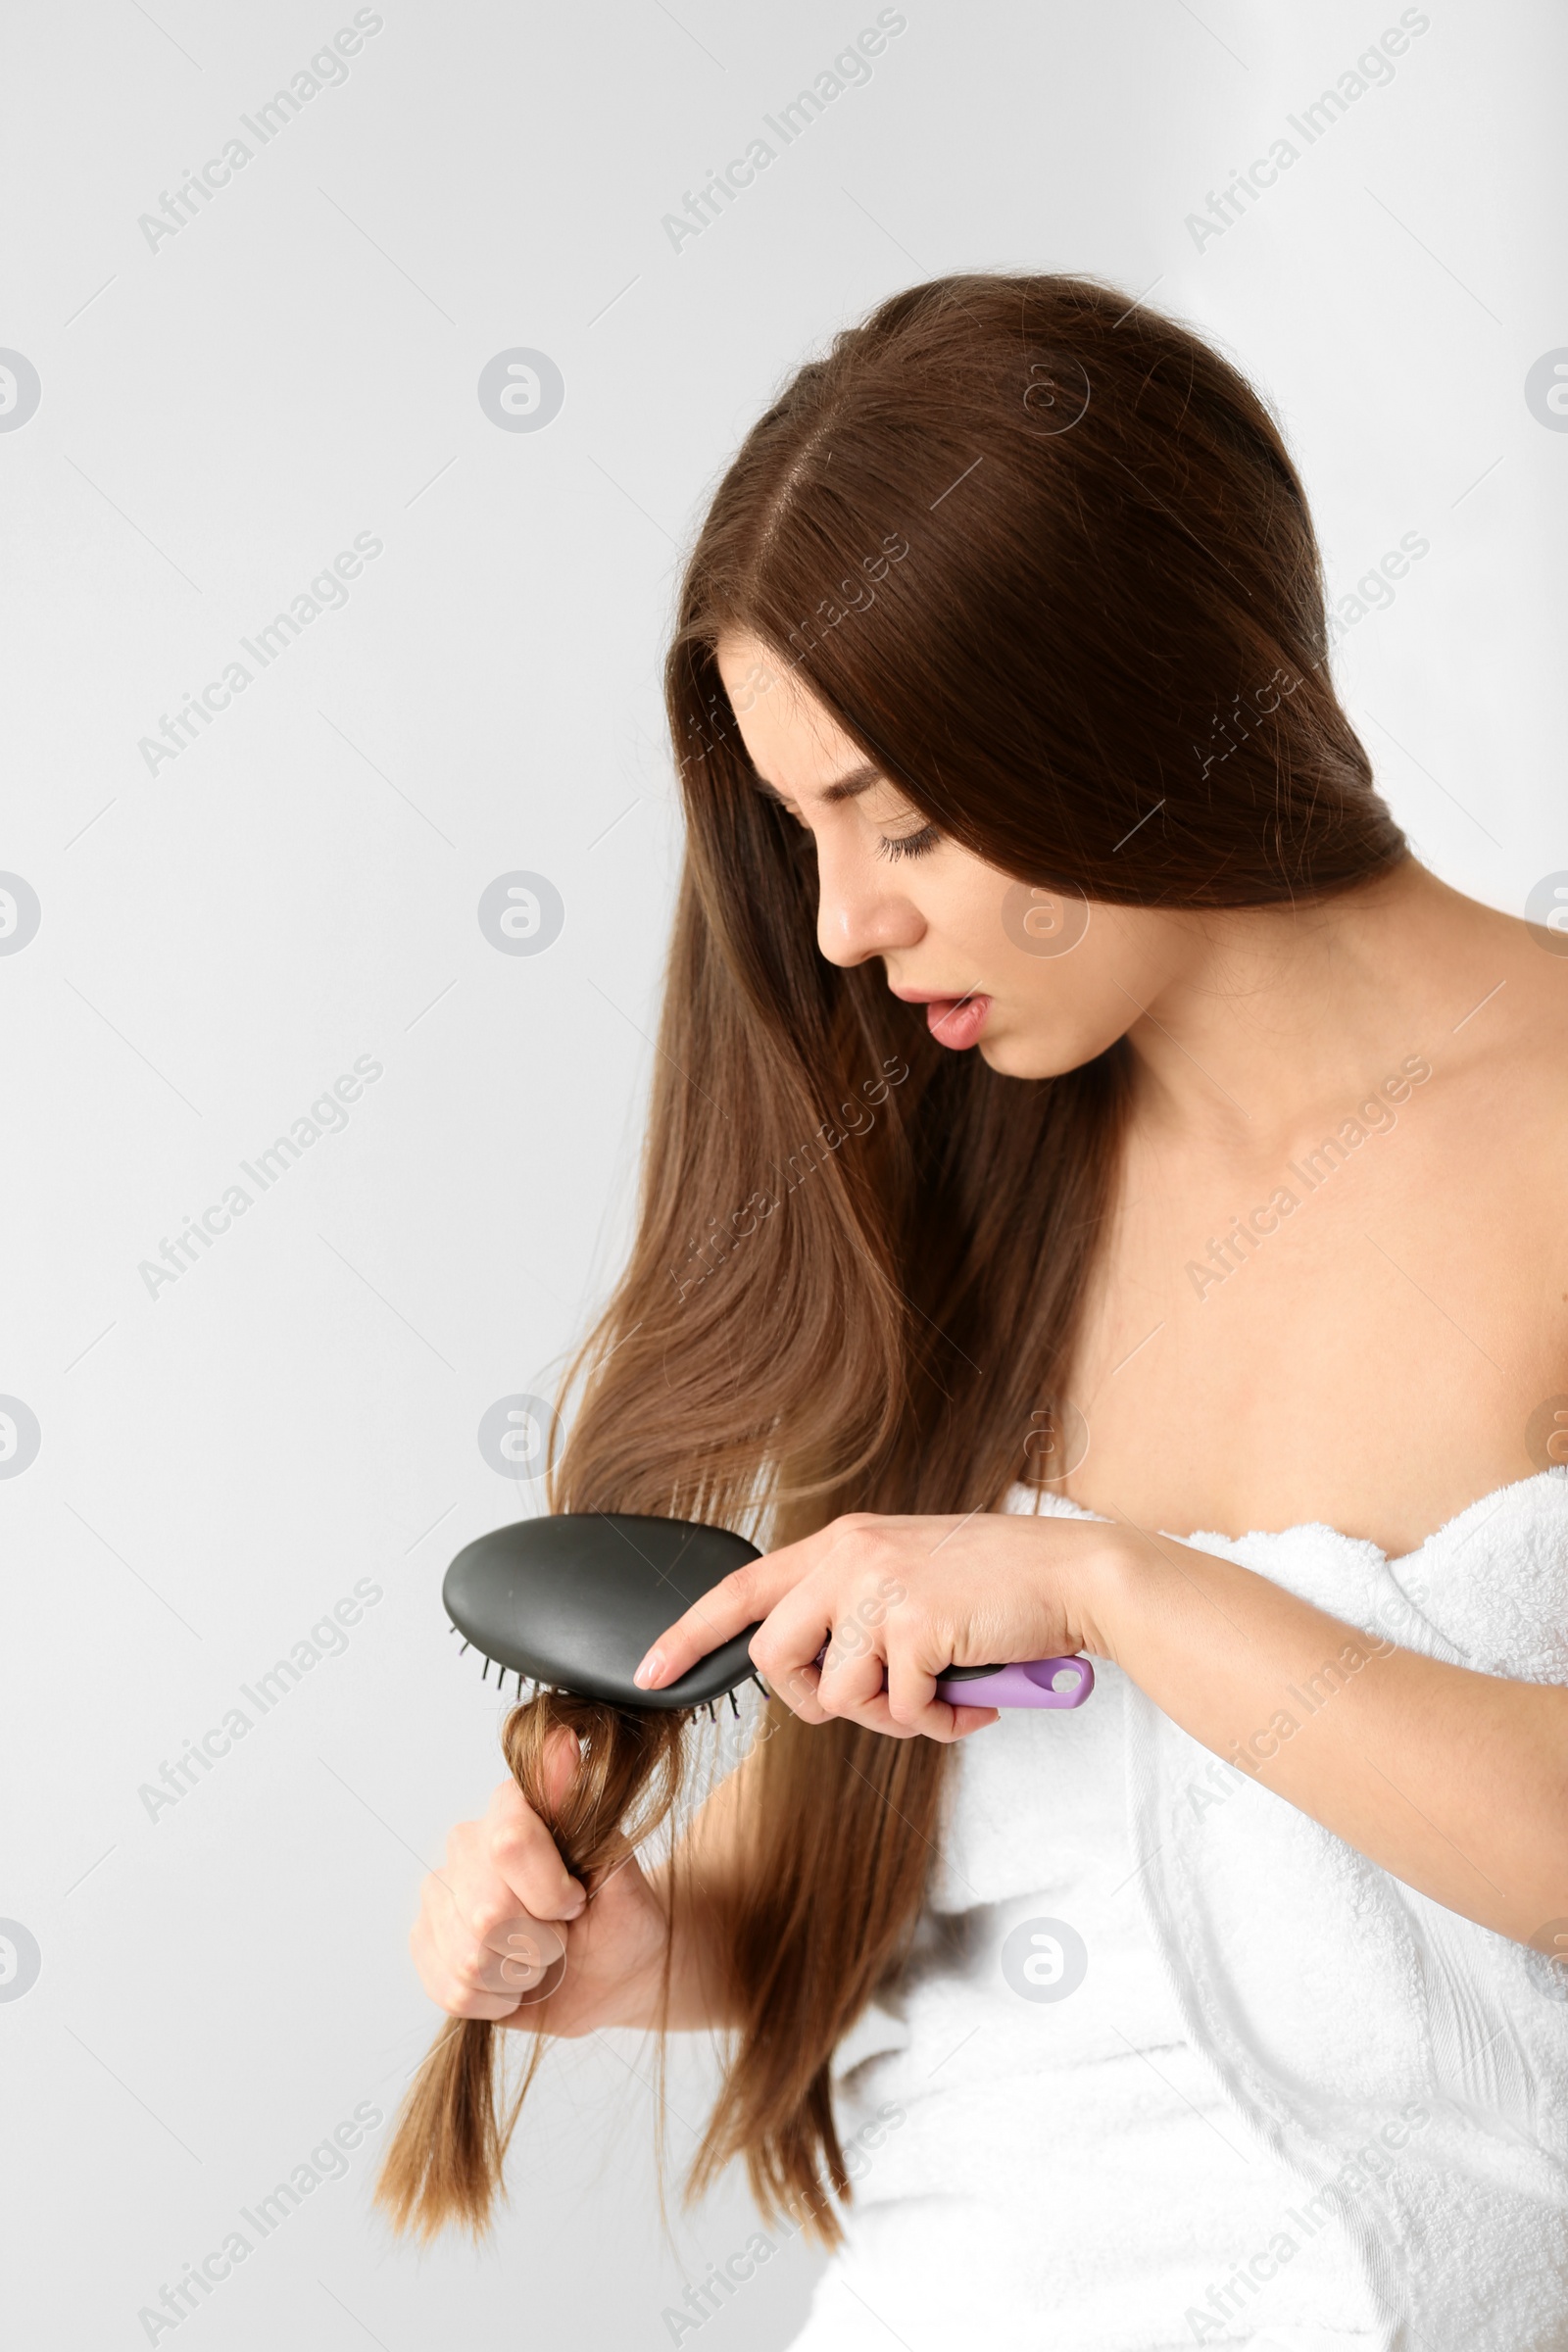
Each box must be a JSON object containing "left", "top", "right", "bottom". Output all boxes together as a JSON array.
[
  {"left": 379, "top": 270, "right": 1406, "bottom": 2245},
  {"left": 376, "top": 1691, "right": 691, "bottom": 2240}
]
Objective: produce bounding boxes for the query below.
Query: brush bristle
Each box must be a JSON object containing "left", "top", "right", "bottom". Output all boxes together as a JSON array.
[{"left": 448, "top": 1625, "right": 759, "bottom": 1720}]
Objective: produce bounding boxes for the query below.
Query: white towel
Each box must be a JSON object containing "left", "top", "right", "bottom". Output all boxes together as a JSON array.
[
  {"left": 1124, "top": 1468, "right": 1568, "bottom": 2350},
  {"left": 786, "top": 1469, "right": 1568, "bottom": 2351}
]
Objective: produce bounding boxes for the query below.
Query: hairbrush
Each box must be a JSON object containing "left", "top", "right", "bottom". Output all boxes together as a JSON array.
[{"left": 443, "top": 1512, "right": 1095, "bottom": 1714}]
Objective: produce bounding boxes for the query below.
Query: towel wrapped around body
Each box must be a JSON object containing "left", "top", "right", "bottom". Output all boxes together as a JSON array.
[{"left": 785, "top": 1469, "right": 1568, "bottom": 2352}]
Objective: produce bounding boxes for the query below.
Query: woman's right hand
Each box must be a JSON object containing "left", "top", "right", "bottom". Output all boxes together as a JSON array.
[{"left": 411, "top": 1727, "right": 673, "bottom": 2037}]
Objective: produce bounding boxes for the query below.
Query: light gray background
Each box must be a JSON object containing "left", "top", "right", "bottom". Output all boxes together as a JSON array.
[{"left": 2, "top": 2, "right": 1563, "bottom": 2345}]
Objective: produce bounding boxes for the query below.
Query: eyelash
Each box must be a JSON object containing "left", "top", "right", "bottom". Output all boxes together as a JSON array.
[{"left": 877, "top": 824, "right": 941, "bottom": 862}]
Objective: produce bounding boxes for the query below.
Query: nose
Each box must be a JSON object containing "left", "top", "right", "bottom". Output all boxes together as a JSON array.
[{"left": 813, "top": 833, "right": 926, "bottom": 968}]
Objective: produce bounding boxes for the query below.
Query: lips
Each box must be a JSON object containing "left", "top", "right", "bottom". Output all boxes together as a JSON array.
[{"left": 890, "top": 988, "right": 993, "bottom": 1051}]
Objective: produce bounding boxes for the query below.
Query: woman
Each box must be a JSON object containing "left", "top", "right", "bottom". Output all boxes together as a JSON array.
[{"left": 413, "top": 274, "right": 1568, "bottom": 2348}]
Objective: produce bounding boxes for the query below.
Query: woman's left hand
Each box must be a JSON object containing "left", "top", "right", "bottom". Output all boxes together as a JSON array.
[{"left": 632, "top": 1510, "right": 1121, "bottom": 1741}]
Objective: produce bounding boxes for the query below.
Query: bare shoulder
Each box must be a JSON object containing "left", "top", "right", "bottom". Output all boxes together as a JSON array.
[
  {"left": 1446, "top": 908, "right": 1568, "bottom": 1144},
  {"left": 1431, "top": 906, "right": 1568, "bottom": 1356}
]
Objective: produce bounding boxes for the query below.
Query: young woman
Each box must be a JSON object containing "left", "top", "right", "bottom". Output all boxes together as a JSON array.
[{"left": 412, "top": 274, "right": 1568, "bottom": 2348}]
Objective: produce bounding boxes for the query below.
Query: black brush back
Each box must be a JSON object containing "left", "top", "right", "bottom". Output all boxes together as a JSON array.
[{"left": 443, "top": 1512, "right": 763, "bottom": 1711}]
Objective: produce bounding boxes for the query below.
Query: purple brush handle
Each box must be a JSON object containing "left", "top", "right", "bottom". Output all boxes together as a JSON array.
[
  {"left": 935, "top": 1655, "right": 1095, "bottom": 1709},
  {"left": 808, "top": 1647, "right": 1095, "bottom": 1709}
]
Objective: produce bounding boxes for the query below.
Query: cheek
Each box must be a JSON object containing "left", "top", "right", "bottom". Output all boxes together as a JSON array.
[
  {"left": 917, "top": 858, "right": 1021, "bottom": 959},
  {"left": 986, "top": 938, "right": 1144, "bottom": 1076},
  {"left": 921, "top": 877, "right": 995, "bottom": 947}
]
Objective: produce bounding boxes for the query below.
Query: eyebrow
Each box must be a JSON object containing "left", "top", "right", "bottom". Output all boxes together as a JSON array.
[{"left": 751, "top": 760, "right": 885, "bottom": 808}]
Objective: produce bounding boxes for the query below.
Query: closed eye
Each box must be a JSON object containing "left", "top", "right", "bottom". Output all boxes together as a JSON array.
[{"left": 877, "top": 824, "right": 941, "bottom": 862}]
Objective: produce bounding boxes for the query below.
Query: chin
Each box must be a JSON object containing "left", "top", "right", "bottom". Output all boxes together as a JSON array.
[
  {"left": 979, "top": 1028, "right": 1103, "bottom": 1082},
  {"left": 979, "top": 1036, "right": 1050, "bottom": 1079}
]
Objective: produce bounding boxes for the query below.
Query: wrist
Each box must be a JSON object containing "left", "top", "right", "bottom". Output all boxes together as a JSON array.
[{"left": 1074, "top": 1526, "right": 1150, "bottom": 1667}]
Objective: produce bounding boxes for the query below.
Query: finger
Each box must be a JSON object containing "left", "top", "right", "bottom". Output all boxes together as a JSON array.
[
  {"left": 882, "top": 1648, "right": 942, "bottom": 1734},
  {"left": 632, "top": 1537, "right": 817, "bottom": 1690},
  {"left": 808, "top": 1636, "right": 888, "bottom": 1721},
  {"left": 413, "top": 1891, "right": 549, "bottom": 2020},
  {"left": 481, "top": 1770, "right": 587, "bottom": 1924},
  {"left": 949, "top": 1703, "right": 1001, "bottom": 1739},
  {"left": 536, "top": 1724, "right": 581, "bottom": 1814},
  {"left": 910, "top": 1696, "right": 1001, "bottom": 1741},
  {"left": 756, "top": 1634, "right": 984, "bottom": 1741},
  {"left": 755, "top": 1653, "right": 999, "bottom": 1740},
  {"left": 839, "top": 1686, "right": 1001, "bottom": 1743},
  {"left": 753, "top": 1582, "right": 922, "bottom": 1729},
  {"left": 757, "top": 1652, "right": 830, "bottom": 1725},
  {"left": 748, "top": 1570, "right": 874, "bottom": 1711},
  {"left": 883, "top": 1647, "right": 1003, "bottom": 1741},
  {"left": 747, "top": 1514, "right": 921, "bottom": 1702},
  {"left": 468, "top": 1881, "right": 568, "bottom": 1987},
  {"left": 428, "top": 1869, "right": 566, "bottom": 1991},
  {"left": 413, "top": 1907, "right": 517, "bottom": 2020}
]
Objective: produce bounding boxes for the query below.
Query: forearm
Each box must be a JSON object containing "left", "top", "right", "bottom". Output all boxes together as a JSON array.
[{"left": 1083, "top": 1526, "right": 1568, "bottom": 1947}]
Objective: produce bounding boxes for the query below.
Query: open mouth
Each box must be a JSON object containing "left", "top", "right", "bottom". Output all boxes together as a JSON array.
[{"left": 919, "top": 994, "right": 992, "bottom": 1050}]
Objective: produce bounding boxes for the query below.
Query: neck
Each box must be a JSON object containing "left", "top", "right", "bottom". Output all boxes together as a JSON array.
[{"left": 1122, "top": 857, "right": 1513, "bottom": 1156}]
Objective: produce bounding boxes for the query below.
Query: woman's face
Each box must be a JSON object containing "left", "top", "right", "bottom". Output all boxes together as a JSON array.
[{"left": 714, "top": 632, "right": 1190, "bottom": 1081}]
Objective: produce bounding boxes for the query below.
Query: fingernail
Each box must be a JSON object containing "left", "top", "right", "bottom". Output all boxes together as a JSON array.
[{"left": 633, "top": 1649, "right": 662, "bottom": 1689}]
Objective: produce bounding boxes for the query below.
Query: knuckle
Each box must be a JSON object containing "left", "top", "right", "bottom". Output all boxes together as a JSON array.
[
  {"left": 488, "top": 1823, "right": 524, "bottom": 1871},
  {"left": 470, "top": 1894, "right": 514, "bottom": 1943},
  {"left": 748, "top": 1627, "right": 783, "bottom": 1677},
  {"left": 453, "top": 1937, "right": 488, "bottom": 1984},
  {"left": 723, "top": 1561, "right": 760, "bottom": 1617},
  {"left": 494, "top": 1805, "right": 544, "bottom": 1855}
]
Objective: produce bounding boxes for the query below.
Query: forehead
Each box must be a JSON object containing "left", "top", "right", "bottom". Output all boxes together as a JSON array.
[{"left": 714, "top": 629, "right": 869, "bottom": 797}]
